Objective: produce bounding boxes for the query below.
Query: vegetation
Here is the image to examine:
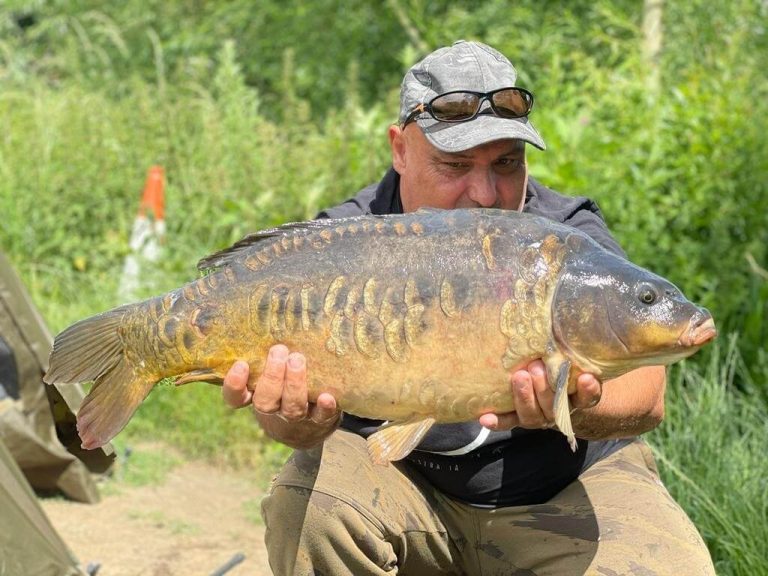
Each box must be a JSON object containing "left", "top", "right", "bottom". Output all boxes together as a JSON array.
[
  {"left": 649, "top": 339, "right": 768, "bottom": 575},
  {"left": 0, "top": 1, "right": 765, "bottom": 573}
]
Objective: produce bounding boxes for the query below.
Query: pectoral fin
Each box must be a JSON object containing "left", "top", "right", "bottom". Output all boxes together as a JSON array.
[
  {"left": 547, "top": 358, "right": 577, "bottom": 452},
  {"left": 366, "top": 416, "right": 436, "bottom": 465}
]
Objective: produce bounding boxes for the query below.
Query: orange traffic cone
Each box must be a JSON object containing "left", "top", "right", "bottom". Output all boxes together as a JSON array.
[
  {"left": 139, "top": 165, "right": 165, "bottom": 224},
  {"left": 119, "top": 166, "right": 167, "bottom": 303}
]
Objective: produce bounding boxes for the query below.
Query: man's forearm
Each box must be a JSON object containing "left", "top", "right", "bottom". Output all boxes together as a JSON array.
[{"left": 571, "top": 366, "right": 666, "bottom": 440}]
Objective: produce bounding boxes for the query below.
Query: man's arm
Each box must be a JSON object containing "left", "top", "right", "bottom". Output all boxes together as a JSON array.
[{"left": 570, "top": 366, "right": 666, "bottom": 439}]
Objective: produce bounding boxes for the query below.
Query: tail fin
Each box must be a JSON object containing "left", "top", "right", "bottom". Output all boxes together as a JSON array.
[{"left": 44, "top": 307, "right": 157, "bottom": 449}]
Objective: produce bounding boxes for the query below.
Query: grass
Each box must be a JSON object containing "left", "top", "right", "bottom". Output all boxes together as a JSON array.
[
  {"left": 242, "top": 498, "right": 265, "bottom": 527},
  {"left": 98, "top": 440, "right": 183, "bottom": 496},
  {"left": 648, "top": 337, "right": 768, "bottom": 575},
  {"left": 118, "top": 382, "right": 292, "bottom": 482}
]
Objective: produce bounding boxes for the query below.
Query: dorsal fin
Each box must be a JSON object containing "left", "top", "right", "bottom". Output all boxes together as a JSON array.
[
  {"left": 197, "top": 217, "right": 360, "bottom": 271},
  {"left": 197, "top": 209, "right": 449, "bottom": 272},
  {"left": 198, "top": 221, "right": 306, "bottom": 271}
]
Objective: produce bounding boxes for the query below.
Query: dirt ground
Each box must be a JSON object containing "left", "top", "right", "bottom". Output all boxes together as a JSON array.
[{"left": 40, "top": 453, "right": 273, "bottom": 576}]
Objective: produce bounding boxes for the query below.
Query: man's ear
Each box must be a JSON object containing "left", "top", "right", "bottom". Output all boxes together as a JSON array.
[{"left": 389, "top": 125, "right": 406, "bottom": 173}]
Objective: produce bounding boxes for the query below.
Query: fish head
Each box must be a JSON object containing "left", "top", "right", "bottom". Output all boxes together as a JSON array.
[{"left": 551, "top": 251, "right": 716, "bottom": 376}]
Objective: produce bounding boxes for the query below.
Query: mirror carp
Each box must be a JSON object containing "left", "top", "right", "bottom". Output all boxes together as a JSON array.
[{"left": 44, "top": 208, "right": 716, "bottom": 463}]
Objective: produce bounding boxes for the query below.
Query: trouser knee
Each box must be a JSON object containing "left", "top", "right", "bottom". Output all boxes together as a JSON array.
[{"left": 262, "top": 484, "right": 397, "bottom": 575}]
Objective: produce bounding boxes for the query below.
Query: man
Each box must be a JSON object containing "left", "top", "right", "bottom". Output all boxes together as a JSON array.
[{"left": 224, "top": 41, "right": 715, "bottom": 575}]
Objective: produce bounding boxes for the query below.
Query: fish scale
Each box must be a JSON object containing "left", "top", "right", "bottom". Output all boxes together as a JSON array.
[{"left": 44, "top": 208, "right": 716, "bottom": 463}]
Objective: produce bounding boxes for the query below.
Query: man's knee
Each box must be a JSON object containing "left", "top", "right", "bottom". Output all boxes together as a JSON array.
[{"left": 262, "top": 484, "right": 397, "bottom": 575}]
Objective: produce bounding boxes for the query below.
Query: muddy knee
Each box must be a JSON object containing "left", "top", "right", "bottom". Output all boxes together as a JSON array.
[{"left": 262, "top": 485, "right": 397, "bottom": 576}]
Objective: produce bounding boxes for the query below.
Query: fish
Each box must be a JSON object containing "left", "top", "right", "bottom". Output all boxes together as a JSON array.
[{"left": 44, "top": 208, "right": 716, "bottom": 464}]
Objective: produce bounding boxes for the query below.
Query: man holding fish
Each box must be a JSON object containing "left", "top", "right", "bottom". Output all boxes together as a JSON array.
[{"left": 223, "top": 41, "right": 716, "bottom": 575}]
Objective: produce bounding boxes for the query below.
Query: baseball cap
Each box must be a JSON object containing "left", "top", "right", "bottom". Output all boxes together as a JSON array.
[{"left": 399, "top": 40, "right": 546, "bottom": 152}]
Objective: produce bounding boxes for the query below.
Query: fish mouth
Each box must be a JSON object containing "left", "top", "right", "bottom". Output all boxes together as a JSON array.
[{"left": 679, "top": 312, "right": 717, "bottom": 347}]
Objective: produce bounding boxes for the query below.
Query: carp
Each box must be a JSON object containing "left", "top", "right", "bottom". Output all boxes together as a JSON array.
[{"left": 44, "top": 208, "right": 716, "bottom": 463}]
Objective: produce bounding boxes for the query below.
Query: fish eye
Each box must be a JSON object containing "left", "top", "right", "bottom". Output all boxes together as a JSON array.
[{"left": 637, "top": 283, "right": 658, "bottom": 305}]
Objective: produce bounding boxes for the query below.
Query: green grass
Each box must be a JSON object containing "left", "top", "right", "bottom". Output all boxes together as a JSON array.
[
  {"left": 242, "top": 497, "right": 265, "bottom": 527},
  {"left": 649, "top": 338, "right": 768, "bottom": 575},
  {"left": 97, "top": 439, "right": 182, "bottom": 497},
  {"left": 118, "top": 382, "right": 291, "bottom": 481}
]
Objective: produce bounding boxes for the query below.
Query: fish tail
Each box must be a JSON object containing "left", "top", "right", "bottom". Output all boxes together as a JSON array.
[{"left": 44, "top": 306, "right": 157, "bottom": 449}]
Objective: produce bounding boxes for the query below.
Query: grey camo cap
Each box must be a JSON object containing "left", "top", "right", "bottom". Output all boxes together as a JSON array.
[{"left": 399, "top": 40, "right": 545, "bottom": 152}]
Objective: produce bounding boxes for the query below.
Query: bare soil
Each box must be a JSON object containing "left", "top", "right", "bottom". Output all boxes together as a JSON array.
[{"left": 40, "top": 451, "right": 272, "bottom": 576}]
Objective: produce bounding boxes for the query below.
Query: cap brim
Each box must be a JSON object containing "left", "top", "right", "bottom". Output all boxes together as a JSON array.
[{"left": 417, "top": 114, "right": 546, "bottom": 153}]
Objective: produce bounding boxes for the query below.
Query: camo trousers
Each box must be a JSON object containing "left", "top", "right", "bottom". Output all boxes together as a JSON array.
[{"left": 261, "top": 429, "right": 715, "bottom": 576}]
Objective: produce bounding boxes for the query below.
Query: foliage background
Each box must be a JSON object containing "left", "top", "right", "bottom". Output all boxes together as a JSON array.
[{"left": 0, "top": 1, "right": 766, "bottom": 573}]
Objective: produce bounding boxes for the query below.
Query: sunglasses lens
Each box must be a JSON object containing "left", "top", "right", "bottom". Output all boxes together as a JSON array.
[
  {"left": 430, "top": 92, "right": 481, "bottom": 122},
  {"left": 421, "top": 89, "right": 533, "bottom": 123},
  {"left": 491, "top": 89, "right": 532, "bottom": 118}
]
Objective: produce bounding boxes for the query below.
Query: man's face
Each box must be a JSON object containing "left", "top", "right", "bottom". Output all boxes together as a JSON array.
[{"left": 388, "top": 124, "right": 529, "bottom": 213}]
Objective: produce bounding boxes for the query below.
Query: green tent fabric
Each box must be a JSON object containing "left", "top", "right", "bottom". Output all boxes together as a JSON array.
[
  {"left": 0, "top": 250, "right": 114, "bottom": 504},
  {"left": 0, "top": 437, "right": 85, "bottom": 575}
]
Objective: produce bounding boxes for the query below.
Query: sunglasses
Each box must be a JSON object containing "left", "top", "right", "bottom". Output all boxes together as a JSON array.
[{"left": 402, "top": 87, "right": 534, "bottom": 126}]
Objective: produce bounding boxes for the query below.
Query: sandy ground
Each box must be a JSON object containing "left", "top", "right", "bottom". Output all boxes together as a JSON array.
[{"left": 40, "top": 455, "right": 272, "bottom": 576}]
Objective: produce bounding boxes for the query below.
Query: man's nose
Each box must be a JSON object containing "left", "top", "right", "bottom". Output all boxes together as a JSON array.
[{"left": 467, "top": 170, "right": 498, "bottom": 207}]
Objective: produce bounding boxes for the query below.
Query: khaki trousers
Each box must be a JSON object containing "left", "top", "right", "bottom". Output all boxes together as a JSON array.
[{"left": 261, "top": 429, "right": 715, "bottom": 576}]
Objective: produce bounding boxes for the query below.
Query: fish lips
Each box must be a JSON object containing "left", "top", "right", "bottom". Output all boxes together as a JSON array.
[{"left": 679, "top": 310, "right": 717, "bottom": 348}]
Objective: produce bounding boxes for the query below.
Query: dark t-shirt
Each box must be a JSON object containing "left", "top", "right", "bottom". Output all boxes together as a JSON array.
[{"left": 317, "top": 167, "right": 629, "bottom": 507}]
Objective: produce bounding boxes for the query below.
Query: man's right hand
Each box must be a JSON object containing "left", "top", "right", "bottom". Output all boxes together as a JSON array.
[{"left": 222, "top": 344, "right": 341, "bottom": 449}]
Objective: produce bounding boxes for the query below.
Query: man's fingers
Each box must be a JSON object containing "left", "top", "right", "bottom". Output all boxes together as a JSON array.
[
  {"left": 280, "top": 353, "right": 309, "bottom": 421},
  {"left": 528, "top": 360, "right": 555, "bottom": 423},
  {"left": 479, "top": 411, "right": 519, "bottom": 431},
  {"left": 572, "top": 373, "right": 602, "bottom": 410},
  {"left": 482, "top": 364, "right": 602, "bottom": 432},
  {"left": 308, "top": 392, "right": 340, "bottom": 425},
  {"left": 511, "top": 370, "right": 548, "bottom": 428},
  {"left": 222, "top": 360, "right": 253, "bottom": 408},
  {"left": 252, "top": 345, "right": 289, "bottom": 414}
]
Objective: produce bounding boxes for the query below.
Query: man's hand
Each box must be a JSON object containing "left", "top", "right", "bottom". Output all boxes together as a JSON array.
[
  {"left": 478, "top": 359, "right": 601, "bottom": 431},
  {"left": 222, "top": 344, "right": 341, "bottom": 449}
]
